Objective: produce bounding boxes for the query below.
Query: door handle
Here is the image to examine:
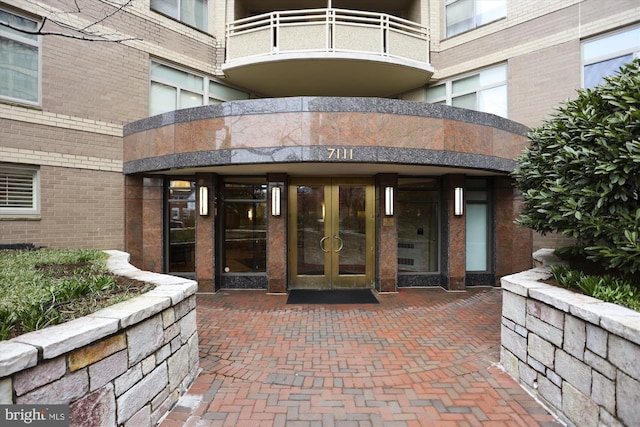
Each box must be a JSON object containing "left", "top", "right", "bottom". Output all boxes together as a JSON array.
[
  {"left": 320, "top": 236, "right": 330, "bottom": 253},
  {"left": 334, "top": 235, "right": 344, "bottom": 252}
]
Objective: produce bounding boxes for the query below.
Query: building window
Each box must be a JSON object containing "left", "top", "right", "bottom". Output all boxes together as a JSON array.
[
  {"left": 150, "top": 0, "right": 208, "bottom": 31},
  {"left": 582, "top": 26, "right": 640, "bottom": 89},
  {"left": 150, "top": 61, "right": 249, "bottom": 116},
  {"left": 426, "top": 64, "right": 507, "bottom": 118},
  {"left": 150, "top": 62, "right": 204, "bottom": 116},
  {"left": 446, "top": 0, "right": 506, "bottom": 38},
  {"left": 465, "top": 178, "right": 490, "bottom": 272},
  {"left": 222, "top": 178, "right": 267, "bottom": 273},
  {"left": 397, "top": 178, "right": 439, "bottom": 273},
  {"left": 209, "top": 81, "right": 249, "bottom": 105},
  {"left": 0, "top": 164, "right": 39, "bottom": 217},
  {"left": 167, "top": 180, "right": 196, "bottom": 274},
  {"left": 0, "top": 9, "right": 40, "bottom": 104}
]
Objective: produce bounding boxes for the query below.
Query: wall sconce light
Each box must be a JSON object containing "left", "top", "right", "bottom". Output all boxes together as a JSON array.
[
  {"left": 384, "top": 186, "right": 394, "bottom": 216},
  {"left": 454, "top": 187, "right": 464, "bottom": 216},
  {"left": 199, "top": 186, "right": 209, "bottom": 216},
  {"left": 271, "top": 186, "right": 281, "bottom": 216}
]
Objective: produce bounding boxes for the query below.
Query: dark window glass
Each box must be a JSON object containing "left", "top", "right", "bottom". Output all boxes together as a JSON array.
[
  {"left": 168, "top": 180, "right": 196, "bottom": 273},
  {"left": 397, "top": 178, "right": 439, "bottom": 273},
  {"left": 223, "top": 179, "right": 267, "bottom": 273}
]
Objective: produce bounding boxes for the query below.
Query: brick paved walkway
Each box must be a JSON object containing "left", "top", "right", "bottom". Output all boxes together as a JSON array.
[{"left": 160, "top": 288, "right": 562, "bottom": 426}]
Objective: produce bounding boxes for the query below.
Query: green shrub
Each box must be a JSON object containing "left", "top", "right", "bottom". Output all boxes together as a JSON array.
[
  {"left": 0, "top": 248, "right": 152, "bottom": 340},
  {"left": 549, "top": 265, "right": 640, "bottom": 312},
  {"left": 514, "top": 58, "right": 640, "bottom": 274},
  {"left": 0, "top": 307, "right": 18, "bottom": 341}
]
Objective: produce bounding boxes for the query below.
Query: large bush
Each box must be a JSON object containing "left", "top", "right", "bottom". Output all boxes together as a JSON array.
[{"left": 513, "top": 58, "right": 640, "bottom": 274}]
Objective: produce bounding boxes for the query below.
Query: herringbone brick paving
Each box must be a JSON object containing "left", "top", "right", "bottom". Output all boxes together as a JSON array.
[{"left": 160, "top": 288, "right": 562, "bottom": 426}]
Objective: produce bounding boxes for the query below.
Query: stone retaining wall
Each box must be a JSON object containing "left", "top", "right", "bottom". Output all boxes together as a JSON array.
[
  {"left": 0, "top": 250, "right": 199, "bottom": 426},
  {"left": 501, "top": 249, "right": 640, "bottom": 427}
]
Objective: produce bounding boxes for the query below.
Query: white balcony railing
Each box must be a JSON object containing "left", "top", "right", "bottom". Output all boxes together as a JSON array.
[{"left": 225, "top": 8, "right": 430, "bottom": 65}]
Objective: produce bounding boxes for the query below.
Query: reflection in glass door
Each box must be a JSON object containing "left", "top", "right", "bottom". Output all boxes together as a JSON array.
[
  {"left": 167, "top": 179, "right": 196, "bottom": 273},
  {"left": 397, "top": 178, "right": 439, "bottom": 273},
  {"left": 288, "top": 178, "right": 374, "bottom": 289}
]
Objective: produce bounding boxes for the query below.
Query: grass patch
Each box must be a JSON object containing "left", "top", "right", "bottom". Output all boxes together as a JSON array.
[
  {"left": 0, "top": 248, "right": 154, "bottom": 341},
  {"left": 548, "top": 263, "right": 640, "bottom": 312}
]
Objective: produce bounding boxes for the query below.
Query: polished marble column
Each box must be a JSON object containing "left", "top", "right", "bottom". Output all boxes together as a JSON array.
[
  {"left": 376, "top": 173, "right": 398, "bottom": 293},
  {"left": 446, "top": 174, "right": 466, "bottom": 290},
  {"left": 124, "top": 175, "right": 143, "bottom": 269},
  {"left": 267, "top": 173, "right": 287, "bottom": 294},
  {"left": 196, "top": 173, "right": 216, "bottom": 292},
  {"left": 142, "top": 176, "right": 163, "bottom": 273}
]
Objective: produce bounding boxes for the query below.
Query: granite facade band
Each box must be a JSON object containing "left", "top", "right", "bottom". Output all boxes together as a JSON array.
[
  {"left": 501, "top": 249, "right": 640, "bottom": 427},
  {"left": 123, "top": 147, "right": 517, "bottom": 175},
  {"left": 124, "top": 97, "right": 530, "bottom": 136},
  {"left": 0, "top": 251, "right": 199, "bottom": 427},
  {"left": 123, "top": 97, "right": 528, "bottom": 176}
]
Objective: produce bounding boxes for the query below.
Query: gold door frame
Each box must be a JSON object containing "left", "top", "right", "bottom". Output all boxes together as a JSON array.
[{"left": 288, "top": 177, "right": 375, "bottom": 290}]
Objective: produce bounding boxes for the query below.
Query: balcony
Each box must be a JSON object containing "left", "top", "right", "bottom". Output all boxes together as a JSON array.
[{"left": 222, "top": 8, "right": 433, "bottom": 97}]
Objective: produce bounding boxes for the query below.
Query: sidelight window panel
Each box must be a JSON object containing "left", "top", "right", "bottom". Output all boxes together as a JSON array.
[
  {"left": 397, "top": 178, "right": 439, "bottom": 273},
  {"left": 168, "top": 180, "right": 196, "bottom": 274},
  {"left": 223, "top": 178, "right": 267, "bottom": 273},
  {"left": 465, "top": 179, "right": 490, "bottom": 272}
]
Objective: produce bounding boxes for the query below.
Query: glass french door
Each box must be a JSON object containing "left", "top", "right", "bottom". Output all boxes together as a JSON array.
[{"left": 288, "top": 178, "right": 375, "bottom": 289}]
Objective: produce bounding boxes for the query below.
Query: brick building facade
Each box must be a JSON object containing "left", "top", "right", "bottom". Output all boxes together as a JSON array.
[{"left": 1, "top": 0, "right": 639, "bottom": 291}]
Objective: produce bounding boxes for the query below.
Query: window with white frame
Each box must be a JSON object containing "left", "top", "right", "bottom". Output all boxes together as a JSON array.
[
  {"left": 0, "top": 9, "right": 40, "bottom": 104},
  {"left": 208, "top": 81, "right": 249, "bottom": 105},
  {"left": 582, "top": 26, "right": 640, "bottom": 89},
  {"left": 426, "top": 65, "right": 508, "bottom": 118},
  {"left": 445, "top": 0, "right": 506, "bottom": 38},
  {"left": 150, "top": 0, "right": 208, "bottom": 31},
  {"left": 150, "top": 61, "right": 249, "bottom": 116},
  {"left": 0, "top": 164, "right": 40, "bottom": 217}
]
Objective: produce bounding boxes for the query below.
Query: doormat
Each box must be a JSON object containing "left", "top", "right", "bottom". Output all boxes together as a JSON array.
[{"left": 286, "top": 289, "right": 379, "bottom": 304}]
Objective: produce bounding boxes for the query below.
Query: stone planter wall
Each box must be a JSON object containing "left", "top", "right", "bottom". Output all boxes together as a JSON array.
[
  {"left": 0, "top": 250, "right": 199, "bottom": 427},
  {"left": 501, "top": 249, "right": 640, "bottom": 427}
]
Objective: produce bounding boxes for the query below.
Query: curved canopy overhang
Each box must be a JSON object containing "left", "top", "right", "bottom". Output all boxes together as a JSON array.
[
  {"left": 222, "top": 55, "right": 434, "bottom": 98},
  {"left": 123, "top": 97, "right": 530, "bottom": 177}
]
